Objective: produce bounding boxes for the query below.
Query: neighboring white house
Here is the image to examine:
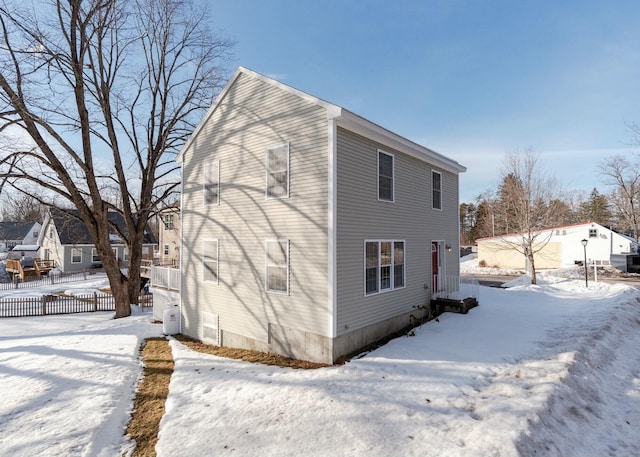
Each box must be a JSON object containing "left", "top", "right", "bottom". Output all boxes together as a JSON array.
[
  {"left": 157, "top": 203, "right": 180, "bottom": 266},
  {"left": 477, "top": 222, "right": 637, "bottom": 270},
  {"left": 176, "top": 67, "right": 466, "bottom": 363},
  {"left": 0, "top": 221, "right": 41, "bottom": 252}
]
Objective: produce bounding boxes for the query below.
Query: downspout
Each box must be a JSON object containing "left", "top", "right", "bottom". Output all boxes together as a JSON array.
[
  {"left": 178, "top": 164, "right": 184, "bottom": 334},
  {"left": 327, "top": 117, "right": 338, "bottom": 342}
]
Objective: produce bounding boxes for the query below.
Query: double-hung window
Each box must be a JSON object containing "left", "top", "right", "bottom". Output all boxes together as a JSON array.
[
  {"left": 266, "top": 143, "right": 289, "bottom": 199},
  {"left": 163, "top": 214, "right": 174, "bottom": 230},
  {"left": 266, "top": 239, "right": 289, "bottom": 293},
  {"left": 365, "top": 240, "right": 405, "bottom": 295},
  {"left": 91, "top": 248, "right": 100, "bottom": 263},
  {"left": 378, "top": 150, "right": 394, "bottom": 201},
  {"left": 203, "top": 240, "right": 219, "bottom": 283},
  {"left": 432, "top": 170, "right": 442, "bottom": 210},
  {"left": 204, "top": 160, "right": 220, "bottom": 206},
  {"left": 71, "top": 248, "right": 82, "bottom": 264}
]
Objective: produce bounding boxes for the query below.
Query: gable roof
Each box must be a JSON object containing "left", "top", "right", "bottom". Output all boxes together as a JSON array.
[
  {"left": 0, "top": 221, "right": 38, "bottom": 241},
  {"left": 48, "top": 209, "right": 156, "bottom": 245},
  {"left": 177, "top": 66, "right": 466, "bottom": 175},
  {"left": 476, "top": 222, "right": 633, "bottom": 243}
]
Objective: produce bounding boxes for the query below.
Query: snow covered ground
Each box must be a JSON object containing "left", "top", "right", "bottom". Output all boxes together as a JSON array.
[
  {"left": 1, "top": 273, "right": 639, "bottom": 456},
  {"left": 0, "top": 274, "right": 112, "bottom": 299},
  {"left": 461, "top": 253, "right": 525, "bottom": 276}
]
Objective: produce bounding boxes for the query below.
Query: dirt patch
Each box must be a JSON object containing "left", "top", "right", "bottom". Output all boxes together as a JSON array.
[
  {"left": 174, "top": 334, "right": 331, "bottom": 369},
  {"left": 126, "top": 337, "right": 173, "bottom": 457}
]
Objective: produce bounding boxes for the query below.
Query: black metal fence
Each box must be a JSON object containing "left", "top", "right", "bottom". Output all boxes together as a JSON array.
[{"left": 0, "top": 293, "right": 153, "bottom": 318}]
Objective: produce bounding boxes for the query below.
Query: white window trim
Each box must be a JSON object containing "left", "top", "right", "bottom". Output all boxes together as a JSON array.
[
  {"left": 265, "top": 143, "right": 290, "bottom": 199},
  {"left": 123, "top": 248, "right": 129, "bottom": 261},
  {"left": 265, "top": 239, "right": 290, "bottom": 294},
  {"left": 203, "top": 239, "right": 219, "bottom": 284},
  {"left": 432, "top": 170, "right": 443, "bottom": 211},
  {"left": 377, "top": 150, "right": 395, "bottom": 203},
  {"left": 163, "top": 213, "right": 174, "bottom": 230},
  {"left": 363, "top": 239, "right": 406, "bottom": 296},
  {"left": 164, "top": 244, "right": 170, "bottom": 256},
  {"left": 203, "top": 160, "right": 220, "bottom": 206},
  {"left": 91, "top": 248, "right": 100, "bottom": 263},
  {"left": 71, "top": 248, "right": 82, "bottom": 264}
]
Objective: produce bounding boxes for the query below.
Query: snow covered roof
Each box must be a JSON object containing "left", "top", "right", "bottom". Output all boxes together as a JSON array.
[
  {"left": 476, "top": 221, "right": 631, "bottom": 242},
  {"left": 10, "top": 244, "right": 40, "bottom": 251}
]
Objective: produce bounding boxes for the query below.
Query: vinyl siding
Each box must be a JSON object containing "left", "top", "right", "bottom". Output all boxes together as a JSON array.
[
  {"left": 180, "top": 73, "right": 330, "bottom": 343},
  {"left": 62, "top": 245, "right": 94, "bottom": 272},
  {"left": 40, "top": 221, "right": 63, "bottom": 270},
  {"left": 335, "top": 128, "right": 460, "bottom": 335}
]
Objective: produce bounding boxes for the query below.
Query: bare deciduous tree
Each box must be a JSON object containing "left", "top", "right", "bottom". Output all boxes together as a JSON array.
[
  {"left": 495, "top": 149, "right": 563, "bottom": 284},
  {"left": 0, "top": 188, "right": 47, "bottom": 222},
  {"left": 0, "top": 0, "right": 232, "bottom": 317},
  {"left": 600, "top": 155, "right": 640, "bottom": 241}
]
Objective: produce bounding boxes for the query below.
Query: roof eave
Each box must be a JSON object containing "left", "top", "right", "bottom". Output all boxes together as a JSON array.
[{"left": 331, "top": 109, "right": 466, "bottom": 174}]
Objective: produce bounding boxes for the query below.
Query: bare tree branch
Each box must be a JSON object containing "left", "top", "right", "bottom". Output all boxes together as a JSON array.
[
  {"left": 493, "top": 149, "right": 563, "bottom": 284},
  {"left": 0, "top": 0, "right": 233, "bottom": 316},
  {"left": 599, "top": 155, "right": 640, "bottom": 241}
]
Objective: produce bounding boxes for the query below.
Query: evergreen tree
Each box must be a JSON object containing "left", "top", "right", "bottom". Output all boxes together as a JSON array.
[{"left": 578, "top": 188, "right": 612, "bottom": 226}]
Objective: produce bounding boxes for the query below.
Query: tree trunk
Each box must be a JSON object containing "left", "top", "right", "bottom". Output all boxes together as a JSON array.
[
  {"left": 528, "top": 251, "right": 537, "bottom": 285},
  {"left": 94, "top": 223, "right": 132, "bottom": 318},
  {"left": 112, "top": 275, "right": 132, "bottom": 318}
]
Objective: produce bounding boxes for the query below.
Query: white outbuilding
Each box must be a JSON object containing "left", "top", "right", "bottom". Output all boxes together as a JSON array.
[{"left": 477, "top": 222, "right": 637, "bottom": 270}]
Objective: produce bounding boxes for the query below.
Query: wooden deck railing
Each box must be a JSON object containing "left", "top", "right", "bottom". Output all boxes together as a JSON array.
[{"left": 5, "top": 258, "right": 56, "bottom": 281}]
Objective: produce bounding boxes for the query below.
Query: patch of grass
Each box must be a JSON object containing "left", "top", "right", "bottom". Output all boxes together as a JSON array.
[{"left": 126, "top": 337, "right": 173, "bottom": 457}]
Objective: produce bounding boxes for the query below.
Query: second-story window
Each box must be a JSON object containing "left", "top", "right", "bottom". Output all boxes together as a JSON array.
[
  {"left": 204, "top": 160, "right": 220, "bottom": 206},
  {"left": 432, "top": 170, "right": 442, "bottom": 210},
  {"left": 163, "top": 214, "right": 174, "bottom": 230},
  {"left": 378, "top": 150, "right": 394, "bottom": 202},
  {"left": 266, "top": 143, "right": 289, "bottom": 199}
]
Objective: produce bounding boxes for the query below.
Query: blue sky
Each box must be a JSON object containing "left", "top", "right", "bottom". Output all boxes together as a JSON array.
[{"left": 210, "top": 0, "right": 640, "bottom": 202}]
